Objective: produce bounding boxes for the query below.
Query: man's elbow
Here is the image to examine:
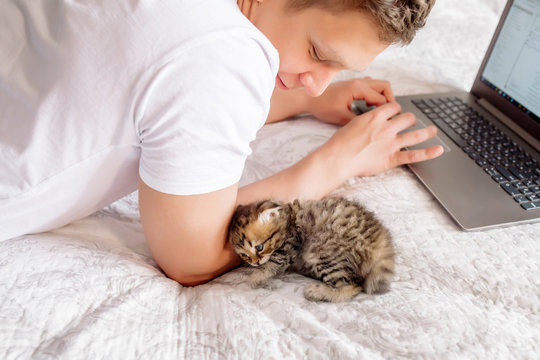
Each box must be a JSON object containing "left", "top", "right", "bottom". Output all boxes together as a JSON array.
[
  {"left": 166, "top": 269, "right": 215, "bottom": 287},
  {"left": 156, "top": 259, "right": 217, "bottom": 287},
  {"left": 154, "top": 248, "right": 240, "bottom": 287}
]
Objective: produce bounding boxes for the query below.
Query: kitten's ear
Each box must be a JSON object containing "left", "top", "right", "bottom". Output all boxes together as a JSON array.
[
  {"left": 258, "top": 207, "right": 281, "bottom": 224},
  {"left": 256, "top": 200, "right": 282, "bottom": 224},
  {"left": 258, "top": 200, "right": 281, "bottom": 212}
]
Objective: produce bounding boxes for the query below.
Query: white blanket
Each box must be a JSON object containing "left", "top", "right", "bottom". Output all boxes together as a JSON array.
[{"left": 1, "top": 0, "right": 539, "bottom": 358}]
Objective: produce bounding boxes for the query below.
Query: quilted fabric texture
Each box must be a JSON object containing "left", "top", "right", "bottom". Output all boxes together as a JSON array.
[{"left": 1, "top": 0, "right": 538, "bottom": 358}]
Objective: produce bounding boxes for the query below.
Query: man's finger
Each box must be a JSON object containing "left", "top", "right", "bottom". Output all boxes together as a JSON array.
[
  {"left": 371, "top": 101, "right": 402, "bottom": 120},
  {"left": 362, "top": 89, "right": 388, "bottom": 106},
  {"left": 395, "top": 145, "right": 444, "bottom": 165},
  {"left": 397, "top": 125, "right": 438, "bottom": 148}
]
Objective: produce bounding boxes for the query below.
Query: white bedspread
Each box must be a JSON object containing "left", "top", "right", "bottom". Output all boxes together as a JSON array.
[{"left": 1, "top": 0, "right": 539, "bottom": 358}]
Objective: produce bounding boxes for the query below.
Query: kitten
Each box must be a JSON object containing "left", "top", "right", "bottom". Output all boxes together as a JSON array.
[{"left": 228, "top": 197, "right": 395, "bottom": 302}]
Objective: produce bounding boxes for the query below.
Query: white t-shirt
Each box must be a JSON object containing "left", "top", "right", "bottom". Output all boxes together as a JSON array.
[{"left": 0, "top": 0, "right": 279, "bottom": 241}]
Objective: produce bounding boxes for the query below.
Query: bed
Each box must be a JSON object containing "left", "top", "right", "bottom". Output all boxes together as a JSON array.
[{"left": 1, "top": 0, "right": 539, "bottom": 358}]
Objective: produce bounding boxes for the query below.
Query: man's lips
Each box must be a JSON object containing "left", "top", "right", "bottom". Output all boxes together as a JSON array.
[{"left": 276, "top": 75, "right": 289, "bottom": 90}]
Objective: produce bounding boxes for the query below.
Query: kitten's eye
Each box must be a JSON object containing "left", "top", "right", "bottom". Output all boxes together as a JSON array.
[
  {"left": 255, "top": 244, "right": 264, "bottom": 252},
  {"left": 240, "top": 253, "right": 248, "bottom": 259}
]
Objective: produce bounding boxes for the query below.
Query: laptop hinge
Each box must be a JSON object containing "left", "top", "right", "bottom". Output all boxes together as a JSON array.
[{"left": 476, "top": 98, "right": 540, "bottom": 152}]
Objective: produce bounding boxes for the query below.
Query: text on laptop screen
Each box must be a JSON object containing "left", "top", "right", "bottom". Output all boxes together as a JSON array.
[{"left": 481, "top": 0, "right": 540, "bottom": 125}]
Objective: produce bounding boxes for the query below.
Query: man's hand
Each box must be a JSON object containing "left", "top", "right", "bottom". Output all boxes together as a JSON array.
[
  {"left": 321, "top": 101, "right": 444, "bottom": 179},
  {"left": 307, "top": 77, "right": 395, "bottom": 125},
  {"left": 267, "top": 77, "right": 394, "bottom": 125}
]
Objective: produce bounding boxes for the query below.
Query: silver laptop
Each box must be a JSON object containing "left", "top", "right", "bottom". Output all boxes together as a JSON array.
[{"left": 396, "top": 0, "right": 540, "bottom": 231}]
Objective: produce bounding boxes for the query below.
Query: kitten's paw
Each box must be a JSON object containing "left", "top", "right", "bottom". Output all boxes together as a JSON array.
[
  {"left": 303, "top": 283, "right": 331, "bottom": 302},
  {"left": 248, "top": 271, "right": 272, "bottom": 289},
  {"left": 303, "top": 283, "right": 362, "bottom": 303}
]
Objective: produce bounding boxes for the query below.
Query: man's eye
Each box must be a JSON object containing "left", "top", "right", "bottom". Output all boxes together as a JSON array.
[
  {"left": 311, "top": 46, "right": 324, "bottom": 62},
  {"left": 255, "top": 244, "right": 264, "bottom": 252}
]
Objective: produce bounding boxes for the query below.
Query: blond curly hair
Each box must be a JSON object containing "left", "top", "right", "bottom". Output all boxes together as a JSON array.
[{"left": 286, "top": 0, "right": 435, "bottom": 45}]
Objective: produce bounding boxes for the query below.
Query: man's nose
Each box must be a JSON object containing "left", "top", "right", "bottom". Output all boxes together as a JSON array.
[{"left": 299, "top": 69, "right": 338, "bottom": 97}]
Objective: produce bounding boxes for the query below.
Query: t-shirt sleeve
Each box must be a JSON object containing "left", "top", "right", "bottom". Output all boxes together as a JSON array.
[{"left": 134, "top": 31, "right": 278, "bottom": 195}]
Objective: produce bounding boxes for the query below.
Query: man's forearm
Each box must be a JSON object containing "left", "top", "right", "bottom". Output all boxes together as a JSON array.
[{"left": 237, "top": 143, "right": 344, "bottom": 205}]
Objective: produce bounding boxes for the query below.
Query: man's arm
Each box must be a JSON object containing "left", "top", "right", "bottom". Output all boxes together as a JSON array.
[
  {"left": 138, "top": 178, "right": 241, "bottom": 286},
  {"left": 139, "top": 102, "right": 443, "bottom": 287},
  {"left": 240, "top": 102, "right": 442, "bottom": 203}
]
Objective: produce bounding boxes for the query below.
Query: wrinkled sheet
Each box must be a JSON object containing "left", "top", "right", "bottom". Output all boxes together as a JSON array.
[{"left": 1, "top": 0, "right": 539, "bottom": 358}]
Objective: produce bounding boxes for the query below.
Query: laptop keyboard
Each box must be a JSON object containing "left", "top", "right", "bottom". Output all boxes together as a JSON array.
[{"left": 412, "top": 97, "right": 540, "bottom": 210}]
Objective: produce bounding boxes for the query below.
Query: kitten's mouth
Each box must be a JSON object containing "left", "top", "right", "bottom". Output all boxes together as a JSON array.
[
  {"left": 248, "top": 258, "right": 269, "bottom": 267},
  {"left": 258, "top": 258, "right": 270, "bottom": 266}
]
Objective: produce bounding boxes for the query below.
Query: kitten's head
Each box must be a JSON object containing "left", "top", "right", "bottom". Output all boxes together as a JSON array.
[{"left": 228, "top": 200, "right": 287, "bottom": 267}]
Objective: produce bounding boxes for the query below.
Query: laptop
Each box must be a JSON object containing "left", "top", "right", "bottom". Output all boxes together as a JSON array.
[{"left": 396, "top": 0, "right": 540, "bottom": 231}]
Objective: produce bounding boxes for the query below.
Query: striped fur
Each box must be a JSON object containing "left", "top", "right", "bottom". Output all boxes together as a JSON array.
[{"left": 228, "top": 197, "right": 395, "bottom": 302}]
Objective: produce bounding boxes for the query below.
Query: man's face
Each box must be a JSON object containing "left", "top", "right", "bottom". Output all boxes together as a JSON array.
[{"left": 252, "top": 0, "right": 389, "bottom": 96}]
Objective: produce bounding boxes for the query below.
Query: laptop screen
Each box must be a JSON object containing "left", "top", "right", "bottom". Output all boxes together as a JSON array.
[{"left": 479, "top": 0, "right": 540, "bottom": 126}]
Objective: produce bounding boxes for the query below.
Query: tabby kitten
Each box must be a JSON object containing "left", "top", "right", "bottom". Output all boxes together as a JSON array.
[{"left": 228, "top": 197, "right": 395, "bottom": 302}]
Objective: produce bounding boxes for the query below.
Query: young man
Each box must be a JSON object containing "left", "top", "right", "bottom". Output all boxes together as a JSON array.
[{"left": 0, "top": 0, "right": 441, "bottom": 285}]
